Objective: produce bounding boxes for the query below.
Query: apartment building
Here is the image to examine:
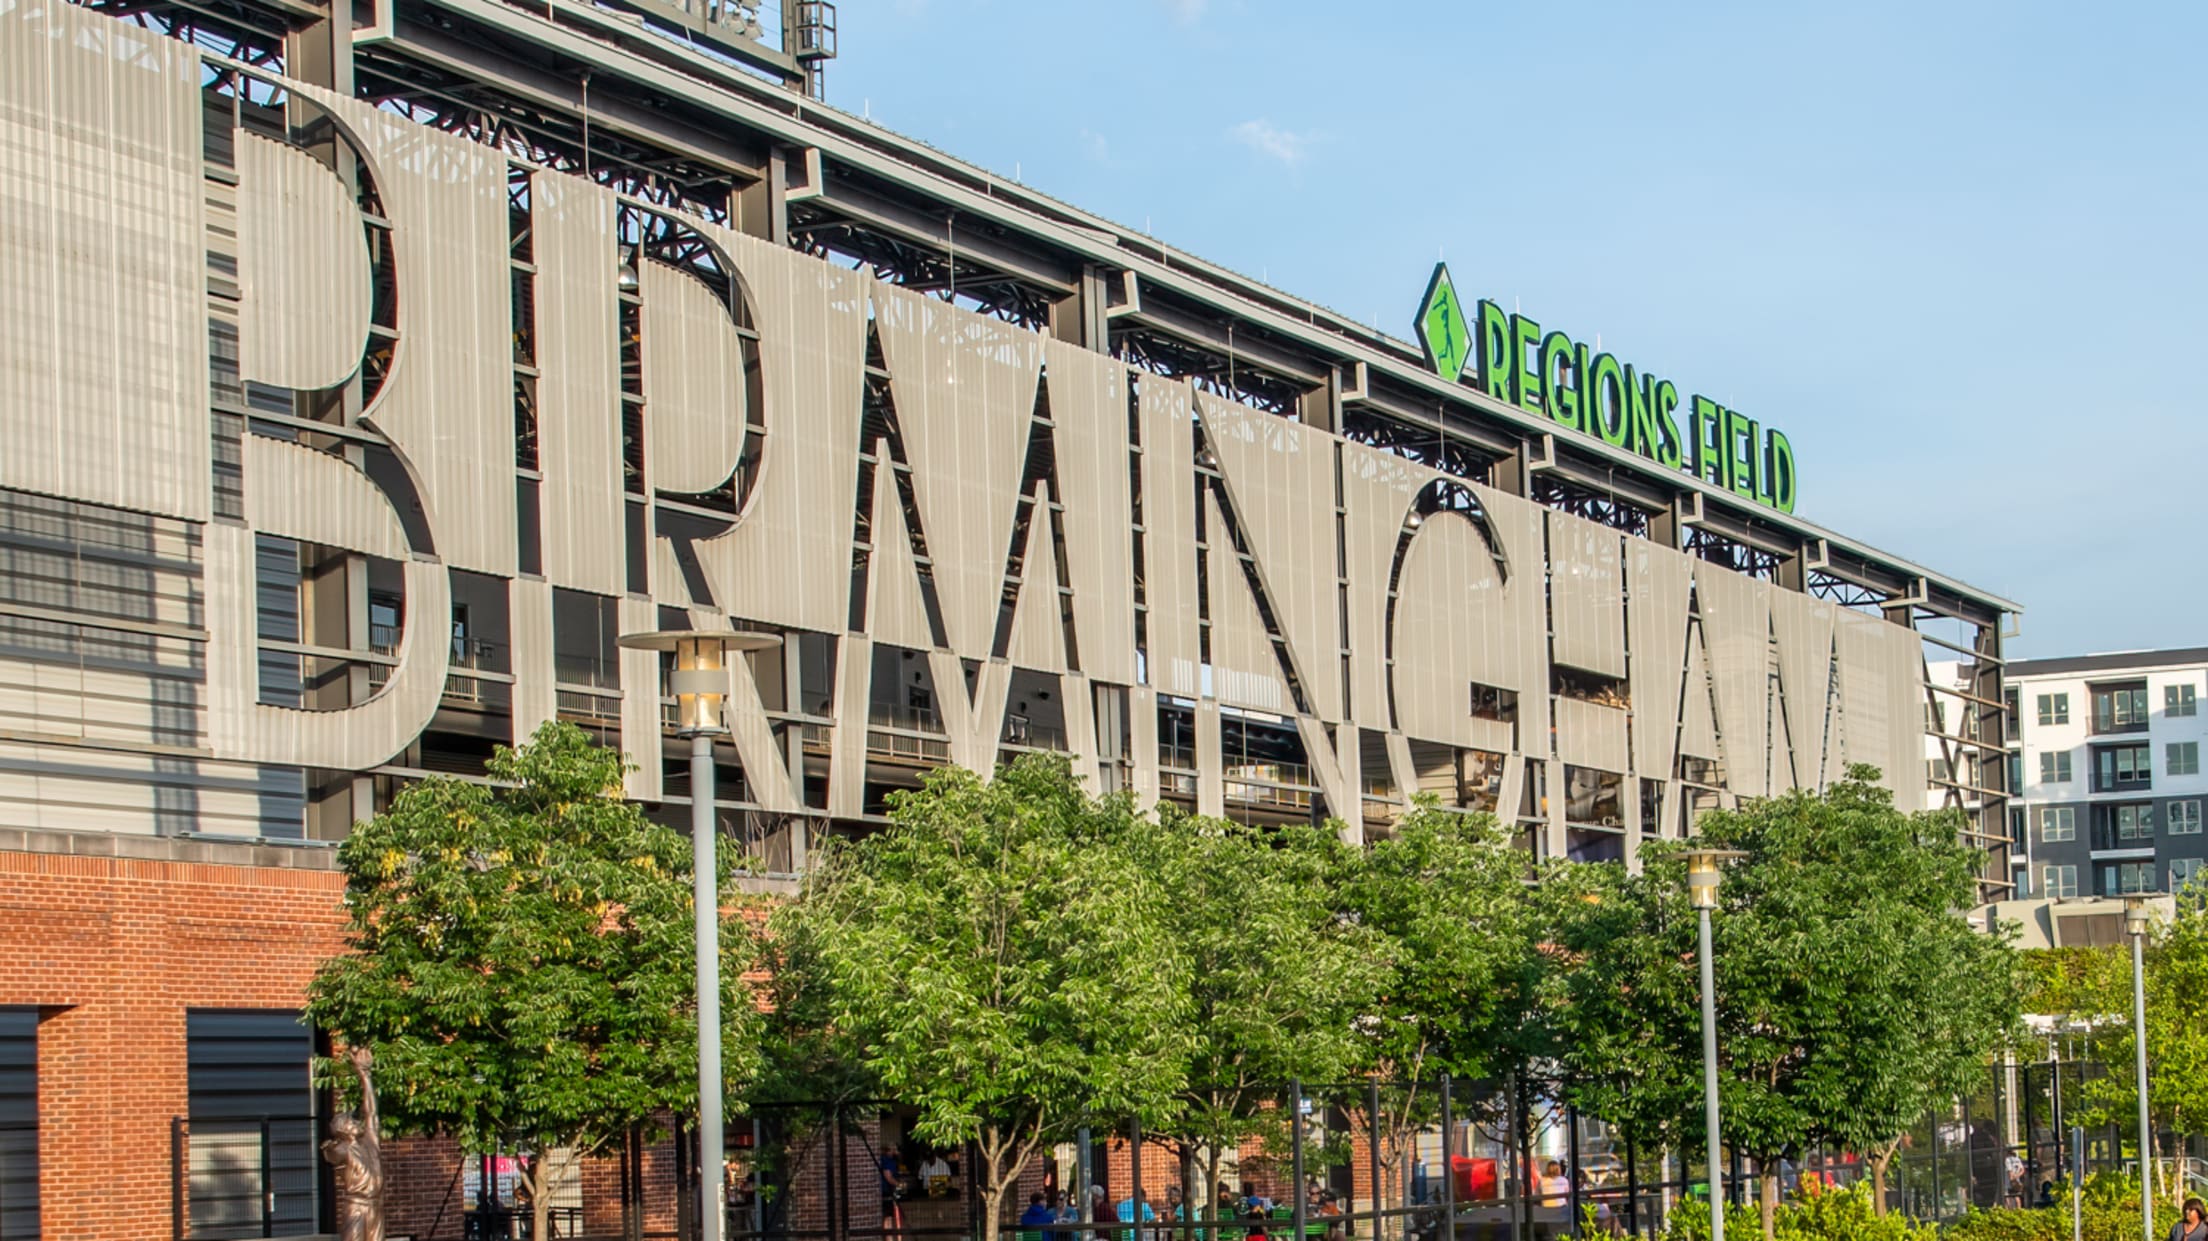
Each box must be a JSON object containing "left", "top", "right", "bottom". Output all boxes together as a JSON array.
[{"left": 2000, "top": 649, "right": 2208, "bottom": 901}]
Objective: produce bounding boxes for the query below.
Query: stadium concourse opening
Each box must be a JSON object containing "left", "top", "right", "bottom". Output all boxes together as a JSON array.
[{"left": 0, "top": 0, "right": 2020, "bottom": 1235}]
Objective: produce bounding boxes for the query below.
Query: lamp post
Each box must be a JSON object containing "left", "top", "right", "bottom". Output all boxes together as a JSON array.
[
  {"left": 1684, "top": 848, "right": 1746, "bottom": 1241},
  {"left": 617, "top": 628, "right": 779, "bottom": 1241},
  {"left": 2124, "top": 893, "right": 2157, "bottom": 1241}
]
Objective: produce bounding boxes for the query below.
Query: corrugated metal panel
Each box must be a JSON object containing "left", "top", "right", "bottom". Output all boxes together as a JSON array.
[
  {"left": 641, "top": 258, "right": 744, "bottom": 495},
  {"left": 1202, "top": 490, "right": 1289, "bottom": 716},
  {"left": 1470, "top": 483, "right": 1552, "bottom": 752},
  {"left": 1060, "top": 672, "right": 1099, "bottom": 791},
  {"left": 1679, "top": 631, "right": 1721, "bottom": 762},
  {"left": 241, "top": 437, "right": 410, "bottom": 561},
  {"left": 0, "top": 0, "right": 208, "bottom": 521},
  {"left": 926, "top": 650, "right": 1011, "bottom": 775},
  {"left": 1883, "top": 621, "right": 1928, "bottom": 812},
  {"left": 185, "top": 1010, "right": 315, "bottom": 1236},
  {"left": 689, "top": 224, "right": 865, "bottom": 636},
  {"left": 1295, "top": 716, "right": 1357, "bottom": 832},
  {"left": 234, "top": 133, "right": 370, "bottom": 391},
  {"left": 509, "top": 577, "right": 556, "bottom": 740},
  {"left": 874, "top": 284, "right": 1041, "bottom": 661},
  {"left": 1004, "top": 483, "right": 1066, "bottom": 674},
  {"left": 286, "top": 79, "right": 516, "bottom": 576},
  {"left": 1137, "top": 378, "right": 1202, "bottom": 699},
  {"left": 1338, "top": 442, "right": 1439, "bottom": 727},
  {"left": 532, "top": 177, "right": 625, "bottom": 596},
  {"left": 1547, "top": 511, "right": 1626, "bottom": 679},
  {"left": 1194, "top": 698, "right": 1224, "bottom": 817},
  {"left": 827, "top": 635, "right": 869, "bottom": 817},
  {"left": 862, "top": 442, "right": 936, "bottom": 651},
  {"left": 202, "top": 522, "right": 450, "bottom": 770},
  {"left": 1127, "top": 684, "right": 1159, "bottom": 810},
  {"left": 1554, "top": 696, "right": 1629, "bottom": 773},
  {"left": 1770, "top": 588, "right": 1839, "bottom": 790},
  {"left": 1194, "top": 393, "right": 1342, "bottom": 720},
  {"left": 1041, "top": 340, "right": 1136, "bottom": 686},
  {"left": 721, "top": 631, "right": 801, "bottom": 812},
  {"left": 617, "top": 596, "right": 663, "bottom": 800},
  {"left": 1387, "top": 512, "right": 1516, "bottom": 756},
  {"left": 1626, "top": 541, "right": 1692, "bottom": 777},
  {"left": 1693, "top": 565, "right": 1771, "bottom": 797}
]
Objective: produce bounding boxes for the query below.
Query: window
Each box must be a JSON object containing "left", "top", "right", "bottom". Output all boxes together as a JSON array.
[
  {"left": 1927, "top": 758, "right": 1953, "bottom": 785},
  {"left": 2009, "top": 805, "right": 2027, "bottom": 847},
  {"left": 2174, "top": 858, "right": 2206, "bottom": 891},
  {"left": 2092, "top": 683, "right": 2150, "bottom": 733},
  {"left": 2005, "top": 687, "right": 2021, "bottom": 736},
  {"left": 2094, "top": 744, "right": 2152, "bottom": 791},
  {"left": 2172, "top": 684, "right": 2200, "bottom": 718},
  {"left": 0, "top": 1009, "right": 35, "bottom": 1241},
  {"left": 2173, "top": 800, "right": 2203, "bottom": 835},
  {"left": 2103, "top": 861, "right": 2155, "bottom": 895},
  {"left": 2093, "top": 803, "right": 2156, "bottom": 849},
  {"left": 2038, "top": 693, "right": 2069, "bottom": 726},
  {"left": 2039, "top": 806, "right": 2076, "bottom": 843},
  {"left": 2040, "top": 751, "right": 2073, "bottom": 784},
  {"left": 2170, "top": 742, "right": 2200, "bottom": 777},
  {"left": 2042, "top": 864, "right": 2079, "bottom": 898}
]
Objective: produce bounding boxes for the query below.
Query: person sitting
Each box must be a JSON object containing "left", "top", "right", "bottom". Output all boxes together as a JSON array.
[{"left": 1022, "top": 1191, "right": 1059, "bottom": 1241}]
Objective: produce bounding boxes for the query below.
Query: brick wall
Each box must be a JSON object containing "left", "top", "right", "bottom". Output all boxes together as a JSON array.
[{"left": 0, "top": 832, "right": 349, "bottom": 1241}]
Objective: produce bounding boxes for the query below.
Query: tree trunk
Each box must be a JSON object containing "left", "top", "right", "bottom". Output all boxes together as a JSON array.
[
  {"left": 1206, "top": 1148, "right": 1225, "bottom": 1241},
  {"left": 1868, "top": 1142, "right": 1898, "bottom": 1217},
  {"left": 522, "top": 1156, "right": 552, "bottom": 1241},
  {"left": 1757, "top": 1166, "right": 1778, "bottom": 1241}
]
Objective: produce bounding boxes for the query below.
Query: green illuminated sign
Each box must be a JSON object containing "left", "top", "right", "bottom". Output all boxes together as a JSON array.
[{"left": 1414, "top": 263, "right": 1796, "bottom": 514}]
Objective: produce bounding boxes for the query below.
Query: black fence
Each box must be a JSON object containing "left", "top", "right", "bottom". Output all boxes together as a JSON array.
[{"left": 164, "top": 1062, "right": 2186, "bottom": 1241}]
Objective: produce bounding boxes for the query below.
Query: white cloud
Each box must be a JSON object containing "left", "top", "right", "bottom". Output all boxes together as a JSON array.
[{"left": 1229, "top": 119, "right": 1311, "bottom": 167}]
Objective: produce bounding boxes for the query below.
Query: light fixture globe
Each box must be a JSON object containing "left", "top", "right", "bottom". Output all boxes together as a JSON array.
[{"left": 617, "top": 629, "right": 779, "bottom": 737}]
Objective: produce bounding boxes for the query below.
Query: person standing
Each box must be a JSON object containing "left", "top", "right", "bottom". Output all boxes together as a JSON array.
[{"left": 2171, "top": 1198, "right": 2208, "bottom": 1241}]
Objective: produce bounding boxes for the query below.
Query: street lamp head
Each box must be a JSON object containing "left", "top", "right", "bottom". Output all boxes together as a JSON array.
[
  {"left": 616, "top": 629, "right": 780, "bottom": 737},
  {"left": 1681, "top": 847, "right": 1749, "bottom": 910},
  {"left": 2123, "top": 892, "right": 2162, "bottom": 938}
]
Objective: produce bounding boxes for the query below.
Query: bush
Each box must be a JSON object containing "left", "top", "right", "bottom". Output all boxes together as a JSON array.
[
  {"left": 1660, "top": 1184, "right": 1939, "bottom": 1241},
  {"left": 1945, "top": 1174, "right": 2143, "bottom": 1241}
]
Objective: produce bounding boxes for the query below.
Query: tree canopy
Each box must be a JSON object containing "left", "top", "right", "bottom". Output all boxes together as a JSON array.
[
  {"left": 306, "top": 722, "right": 758, "bottom": 1240},
  {"left": 1542, "top": 768, "right": 2025, "bottom": 1240},
  {"left": 765, "top": 755, "right": 1193, "bottom": 1241}
]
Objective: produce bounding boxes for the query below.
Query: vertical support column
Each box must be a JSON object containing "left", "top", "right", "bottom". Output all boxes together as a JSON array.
[
  {"left": 1438, "top": 1076, "right": 1455, "bottom": 1241},
  {"left": 1973, "top": 617, "right": 2012, "bottom": 898},
  {"left": 1368, "top": 1080, "right": 1385, "bottom": 1241},
  {"left": 1290, "top": 1082, "right": 1306, "bottom": 1241}
]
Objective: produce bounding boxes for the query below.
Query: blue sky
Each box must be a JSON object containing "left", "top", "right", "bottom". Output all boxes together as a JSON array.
[{"left": 826, "top": 1, "right": 2207, "bottom": 658}]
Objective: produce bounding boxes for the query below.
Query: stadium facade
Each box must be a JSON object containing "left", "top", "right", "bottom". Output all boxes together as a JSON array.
[{"left": 0, "top": 0, "right": 2018, "bottom": 1234}]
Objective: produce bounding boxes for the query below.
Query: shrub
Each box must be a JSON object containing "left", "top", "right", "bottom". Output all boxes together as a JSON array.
[{"left": 1661, "top": 1184, "right": 1939, "bottom": 1241}]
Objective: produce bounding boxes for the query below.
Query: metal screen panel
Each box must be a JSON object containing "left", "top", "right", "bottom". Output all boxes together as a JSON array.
[
  {"left": 874, "top": 284, "right": 1042, "bottom": 662},
  {"left": 286, "top": 80, "right": 517, "bottom": 577},
  {"left": 1195, "top": 393, "right": 1343, "bottom": 720},
  {"left": 532, "top": 176, "right": 626, "bottom": 596},
  {"left": 0, "top": 0, "right": 208, "bottom": 522},
  {"left": 860, "top": 440, "right": 936, "bottom": 652},
  {"left": 1547, "top": 511, "right": 1627, "bottom": 680},
  {"left": 1694, "top": 564, "right": 1771, "bottom": 797},
  {"left": 1770, "top": 587, "right": 1840, "bottom": 791},
  {"left": 1003, "top": 483, "right": 1066, "bottom": 674},
  {"left": 693, "top": 224, "right": 866, "bottom": 636},
  {"left": 235, "top": 133, "right": 370, "bottom": 391},
  {"left": 1202, "top": 490, "right": 1290, "bottom": 716},
  {"left": 1041, "top": 340, "right": 1136, "bottom": 686},
  {"left": 641, "top": 258, "right": 745, "bottom": 496},
  {"left": 1338, "top": 442, "right": 1439, "bottom": 727},
  {"left": 1136, "top": 378, "right": 1201, "bottom": 699},
  {"left": 1626, "top": 541, "right": 1692, "bottom": 777}
]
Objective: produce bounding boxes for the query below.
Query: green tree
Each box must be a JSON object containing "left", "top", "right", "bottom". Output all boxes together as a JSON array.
[
  {"left": 1543, "top": 769, "right": 2024, "bottom": 1240},
  {"left": 1343, "top": 801, "right": 1540, "bottom": 1215},
  {"left": 768, "top": 755, "right": 1192, "bottom": 1241},
  {"left": 306, "top": 722, "right": 757, "bottom": 1241},
  {"left": 2069, "top": 891, "right": 2208, "bottom": 1207},
  {"left": 1150, "top": 811, "right": 1387, "bottom": 1210}
]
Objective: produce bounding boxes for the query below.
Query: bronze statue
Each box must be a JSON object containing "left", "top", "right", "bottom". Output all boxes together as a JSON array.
[{"left": 321, "top": 1044, "right": 384, "bottom": 1241}]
